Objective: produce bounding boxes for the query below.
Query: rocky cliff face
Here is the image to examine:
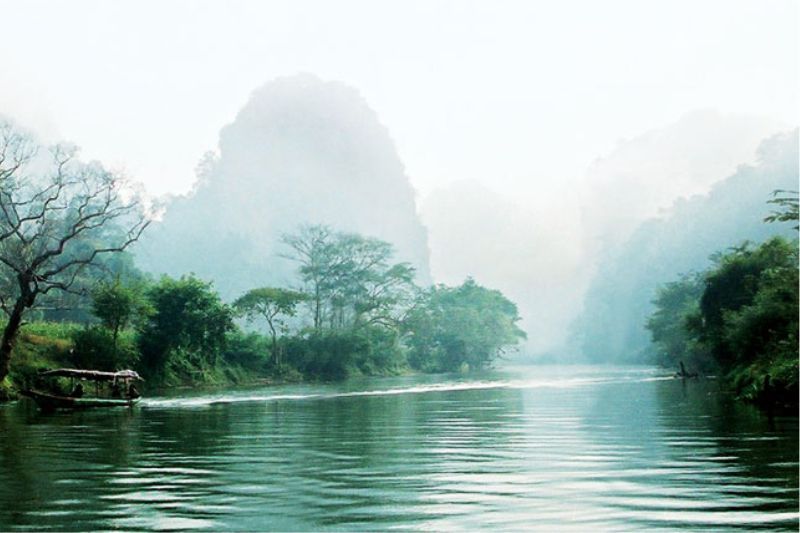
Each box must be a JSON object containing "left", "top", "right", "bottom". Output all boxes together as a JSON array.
[{"left": 136, "top": 74, "right": 431, "bottom": 299}]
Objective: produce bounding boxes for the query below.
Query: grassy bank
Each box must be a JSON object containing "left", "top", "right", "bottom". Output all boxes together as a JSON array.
[{"left": 0, "top": 322, "right": 283, "bottom": 401}]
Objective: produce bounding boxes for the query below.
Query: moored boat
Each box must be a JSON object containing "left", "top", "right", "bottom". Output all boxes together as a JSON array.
[
  {"left": 20, "top": 389, "right": 140, "bottom": 409},
  {"left": 21, "top": 368, "right": 143, "bottom": 411}
]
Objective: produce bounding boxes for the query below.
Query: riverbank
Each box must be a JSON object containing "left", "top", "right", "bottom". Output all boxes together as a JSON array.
[{"left": 0, "top": 321, "right": 420, "bottom": 403}]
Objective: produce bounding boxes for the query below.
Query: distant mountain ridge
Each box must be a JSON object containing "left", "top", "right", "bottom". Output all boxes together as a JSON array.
[
  {"left": 135, "top": 74, "right": 431, "bottom": 300},
  {"left": 573, "top": 129, "right": 799, "bottom": 363}
]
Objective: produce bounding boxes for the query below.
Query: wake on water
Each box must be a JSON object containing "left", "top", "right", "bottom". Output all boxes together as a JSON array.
[{"left": 142, "top": 372, "right": 674, "bottom": 410}]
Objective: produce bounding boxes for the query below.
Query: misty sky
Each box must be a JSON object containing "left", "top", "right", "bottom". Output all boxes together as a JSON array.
[{"left": 0, "top": 0, "right": 796, "bottom": 200}]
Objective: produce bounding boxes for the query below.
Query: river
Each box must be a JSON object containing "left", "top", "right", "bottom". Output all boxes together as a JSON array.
[{"left": 0, "top": 365, "right": 797, "bottom": 531}]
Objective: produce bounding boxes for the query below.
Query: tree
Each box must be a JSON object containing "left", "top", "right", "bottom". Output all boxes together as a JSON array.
[
  {"left": 233, "top": 287, "right": 307, "bottom": 365},
  {"left": 281, "top": 225, "right": 334, "bottom": 329},
  {"left": 0, "top": 121, "right": 149, "bottom": 382},
  {"left": 281, "top": 225, "right": 416, "bottom": 331},
  {"left": 697, "top": 238, "right": 796, "bottom": 364},
  {"left": 138, "top": 276, "right": 234, "bottom": 378},
  {"left": 91, "top": 279, "right": 151, "bottom": 360},
  {"left": 403, "top": 278, "right": 526, "bottom": 372},
  {"left": 764, "top": 189, "right": 799, "bottom": 230},
  {"left": 645, "top": 273, "right": 713, "bottom": 371}
]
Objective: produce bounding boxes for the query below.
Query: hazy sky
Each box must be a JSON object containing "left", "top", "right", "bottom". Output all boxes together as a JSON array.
[{"left": 0, "top": 0, "right": 796, "bottom": 199}]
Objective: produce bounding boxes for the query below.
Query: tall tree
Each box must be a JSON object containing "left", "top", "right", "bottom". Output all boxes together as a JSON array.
[
  {"left": 233, "top": 287, "right": 307, "bottom": 365},
  {"left": 91, "top": 279, "right": 151, "bottom": 360},
  {"left": 645, "top": 273, "right": 712, "bottom": 371},
  {"left": 281, "top": 225, "right": 335, "bottom": 329},
  {"left": 282, "top": 225, "right": 416, "bottom": 330},
  {"left": 697, "top": 237, "right": 797, "bottom": 365},
  {"left": 0, "top": 121, "right": 149, "bottom": 382},
  {"left": 138, "top": 276, "right": 234, "bottom": 375}
]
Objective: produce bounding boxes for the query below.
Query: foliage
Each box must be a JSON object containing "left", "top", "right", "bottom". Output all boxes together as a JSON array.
[
  {"left": 138, "top": 275, "right": 234, "bottom": 380},
  {"left": 646, "top": 273, "right": 715, "bottom": 372},
  {"left": 696, "top": 238, "right": 797, "bottom": 365},
  {"left": 0, "top": 120, "right": 150, "bottom": 383},
  {"left": 282, "top": 329, "right": 364, "bottom": 380},
  {"left": 647, "top": 236, "right": 798, "bottom": 405},
  {"left": 70, "top": 326, "right": 139, "bottom": 371},
  {"left": 764, "top": 189, "right": 799, "bottom": 229},
  {"left": 404, "top": 278, "right": 526, "bottom": 372},
  {"left": 281, "top": 225, "right": 416, "bottom": 330},
  {"left": 233, "top": 287, "right": 307, "bottom": 365},
  {"left": 0, "top": 217, "right": 527, "bottom": 391},
  {"left": 222, "top": 330, "right": 271, "bottom": 372},
  {"left": 91, "top": 279, "right": 151, "bottom": 357}
]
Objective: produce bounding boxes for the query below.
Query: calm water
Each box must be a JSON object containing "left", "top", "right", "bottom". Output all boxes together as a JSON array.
[{"left": 0, "top": 366, "right": 797, "bottom": 531}]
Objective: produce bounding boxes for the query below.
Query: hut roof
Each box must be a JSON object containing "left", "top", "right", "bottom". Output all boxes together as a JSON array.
[{"left": 39, "top": 369, "right": 143, "bottom": 381}]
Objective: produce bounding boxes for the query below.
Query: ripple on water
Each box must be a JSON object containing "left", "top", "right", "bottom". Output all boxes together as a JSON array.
[{"left": 0, "top": 367, "right": 797, "bottom": 531}]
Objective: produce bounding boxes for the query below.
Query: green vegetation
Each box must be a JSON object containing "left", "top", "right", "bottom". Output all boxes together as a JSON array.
[
  {"left": 0, "top": 219, "right": 525, "bottom": 396},
  {"left": 647, "top": 191, "right": 799, "bottom": 407},
  {"left": 138, "top": 276, "right": 235, "bottom": 385},
  {"left": 404, "top": 279, "right": 526, "bottom": 372},
  {"left": 233, "top": 287, "right": 307, "bottom": 366},
  {"left": 0, "top": 120, "right": 149, "bottom": 384},
  {"left": 576, "top": 131, "right": 798, "bottom": 364}
]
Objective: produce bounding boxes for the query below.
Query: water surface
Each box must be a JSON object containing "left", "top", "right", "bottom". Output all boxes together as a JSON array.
[{"left": 0, "top": 366, "right": 797, "bottom": 531}]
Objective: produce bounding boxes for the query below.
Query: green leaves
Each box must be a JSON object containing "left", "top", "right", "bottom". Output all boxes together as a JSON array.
[
  {"left": 281, "top": 224, "right": 417, "bottom": 330},
  {"left": 764, "top": 189, "right": 799, "bottom": 230},
  {"left": 91, "top": 279, "right": 151, "bottom": 336},
  {"left": 233, "top": 287, "right": 308, "bottom": 365},
  {"left": 138, "top": 275, "right": 234, "bottom": 376},
  {"left": 647, "top": 236, "right": 798, "bottom": 402},
  {"left": 404, "top": 278, "right": 526, "bottom": 372}
]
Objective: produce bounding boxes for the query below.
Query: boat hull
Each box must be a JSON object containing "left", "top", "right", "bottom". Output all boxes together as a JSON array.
[{"left": 20, "top": 389, "right": 140, "bottom": 411}]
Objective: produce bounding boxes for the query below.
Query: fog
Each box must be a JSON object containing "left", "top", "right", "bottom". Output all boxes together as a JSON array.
[
  {"left": 135, "top": 74, "right": 430, "bottom": 300},
  {"left": 0, "top": 1, "right": 796, "bottom": 359}
]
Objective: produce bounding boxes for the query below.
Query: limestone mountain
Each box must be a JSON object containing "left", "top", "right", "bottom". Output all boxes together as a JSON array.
[{"left": 136, "top": 74, "right": 431, "bottom": 300}]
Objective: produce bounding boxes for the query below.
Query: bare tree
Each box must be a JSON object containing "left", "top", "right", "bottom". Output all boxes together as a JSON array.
[{"left": 0, "top": 121, "right": 150, "bottom": 382}]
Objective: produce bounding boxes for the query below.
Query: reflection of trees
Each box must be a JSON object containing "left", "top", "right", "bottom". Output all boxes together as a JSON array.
[
  {"left": 0, "top": 401, "right": 238, "bottom": 531},
  {"left": 141, "top": 405, "right": 234, "bottom": 457},
  {"left": 205, "top": 382, "right": 526, "bottom": 529},
  {"left": 570, "top": 375, "right": 798, "bottom": 530},
  {"left": 654, "top": 380, "right": 799, "bottom": 511},
  {"left": 0, "top": 403, "right": 139, "bottom": 529},
  {"left": 0, "top": 404, "right": 44, "bottom": 529},
  {"left": 584, "top": 380, "right": 798, "bottom": 528}
]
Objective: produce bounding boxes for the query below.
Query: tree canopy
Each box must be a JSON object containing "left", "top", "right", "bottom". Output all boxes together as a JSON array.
[
  {"left": 281, "top": 225, "right": 416, "bottom": 330},
  {"left": 138, "top": 276, "right": 234, "bottom": 379},
  {"left": 233, "top": 287, "right": 307, "bottom": 365},
  {"left": 0, "top": 120, "right": 149, "bottom": 382},
  {"left": 404, "top": 278, "right": 526, "bottom": 372}
]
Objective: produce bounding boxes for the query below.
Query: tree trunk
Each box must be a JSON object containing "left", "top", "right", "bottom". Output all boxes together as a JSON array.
[
  {"left": 0, "top": 298, "right": 27, "bottom": 383},
  {"left": 112, "top": 324, "right": 120, "bottom": 364},
  {"left": 315, "top": 293, "right": 321, "bottom": 330},
  {"left": 269, "top": 322, "right": 278, "bottom": 367}
]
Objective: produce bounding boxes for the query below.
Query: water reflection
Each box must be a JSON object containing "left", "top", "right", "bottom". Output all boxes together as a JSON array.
[{"left": 0, "top": 366, "right": 796, "bottom": 531}]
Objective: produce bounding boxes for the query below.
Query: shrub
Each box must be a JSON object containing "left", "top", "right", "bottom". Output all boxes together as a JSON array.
[{"left": 70, "top": 326, "right": 139, "bottom": 371}]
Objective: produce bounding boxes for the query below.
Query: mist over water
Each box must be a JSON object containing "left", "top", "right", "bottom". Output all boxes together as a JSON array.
[
  {"left": 134, "top": 78, "right": 794, "bottom": 359},
  {"left": 0, "top": 4, "right": 796, "bottom": 531},
  {"left": 1, "top": 367, "right": 796, "bottom": 531}
]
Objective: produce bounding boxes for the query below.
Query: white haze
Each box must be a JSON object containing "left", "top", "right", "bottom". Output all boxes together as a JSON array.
[
  {"left": 0, "top": 1, "right": 795, "bottom": 199},
  {"left": 0, "top": 0, "right": 796, "bottom": 355}
]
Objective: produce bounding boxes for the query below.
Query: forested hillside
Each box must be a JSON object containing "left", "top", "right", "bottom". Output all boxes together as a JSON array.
[{"left": 573, "top": 130, "right": 798, "bottom": 363}]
